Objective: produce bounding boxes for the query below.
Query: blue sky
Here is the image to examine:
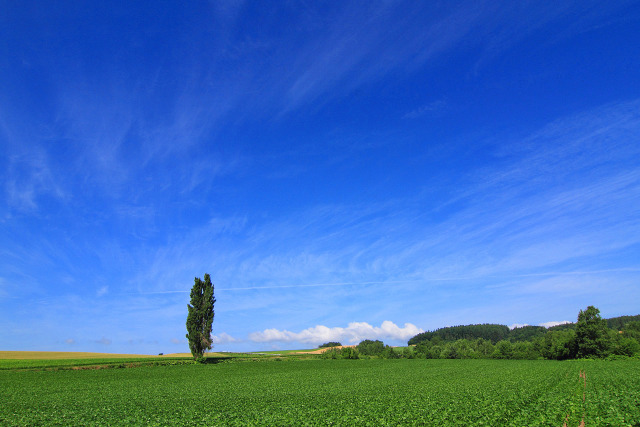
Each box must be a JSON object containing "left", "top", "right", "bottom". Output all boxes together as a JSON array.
[{"left": 1, "top": 1, "right": 639, "bottom": 354}]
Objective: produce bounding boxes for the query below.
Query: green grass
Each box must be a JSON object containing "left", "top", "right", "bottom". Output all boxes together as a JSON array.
[{"left": 1, "top": 359, "right": 638, "bottom": 425}]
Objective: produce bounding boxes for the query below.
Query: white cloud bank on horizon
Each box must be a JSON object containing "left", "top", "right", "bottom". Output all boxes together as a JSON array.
[
  {"left": 510, "top": 321, "right": 572, "bottom": 329},
  {"left": 249, "top": 321, "right": 423, "bottom": 344},
  {"left": 539, "top": 320, "right": 571, "bottom": 328},
  {"left": 509, "top": 323, "right": 529, "bottom": 330}
]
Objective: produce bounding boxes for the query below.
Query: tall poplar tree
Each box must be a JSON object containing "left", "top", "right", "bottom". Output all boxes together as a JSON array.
[{"left": 186, "top": 273, "right": 215, "bottom": 360}]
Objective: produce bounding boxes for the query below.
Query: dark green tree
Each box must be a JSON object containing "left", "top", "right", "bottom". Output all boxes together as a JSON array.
[
  {"left": 381, "top": 345, "right": 401, "bottom": 359},
  {"left": 575, "top": 306, "right": 610, "bottom": 358},
  {"left": 538, "top": 329, "right": 576, "bottom": 360},
  {"left": 356, "top": 339, "right": 385, "bottom": 356},
  {"left": 186, "top": 273, "right": 216, "bottom": 360},
  {"left": 341, "top": 346, "right": 359, "bottom": 359}
]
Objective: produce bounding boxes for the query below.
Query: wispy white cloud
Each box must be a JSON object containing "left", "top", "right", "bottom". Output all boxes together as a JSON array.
[
  {"left": 249, "top": 321, "right": 423, "bottom": 345},
  {"left": 198, "top": 1, "right": 634, "bottom": 116},
  {"left": 3, "top": 148, "right": 67, "bottom": 212},
  {"left": 468, "top": 1, "right": 636, "bottom": 72},
  {"left": 279, "top": 3, "right": 481, "bottom": 112}
]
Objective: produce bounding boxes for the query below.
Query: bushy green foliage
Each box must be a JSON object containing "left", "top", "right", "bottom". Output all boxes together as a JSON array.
[
  {"left": 341, "top": 347, "right": 359, "bottom": 359},
  {"left": 492, "top": 340, "right": 514, "bottom": 359},
  {"left": 320, "top": 347, "right": 359, "bottom": 359},
  {"left": 381, "top": 345, "right": 400, "bottom": 359},
  {"left": 538, "top": 329, "right": 577, "bottom": 360},
  {"left": 611, "top": 333, "right": 640, "bottom": 357},
  {"left": 319, "top": 349, "right": 338, "bottom": 359},
  {"left": 402, "top": 346, "right": 415, "bottom": 359},
  {"left": 186, "top": 274, "right": 216, "bottom": 359},
  {"left": 356, "top": 339, "right": 385, "bottom": 356},
  {"left": 413, "top": 338, "right": 504, "bottom": 360},
  {"left": 2, "top": 359, "right": 639, "bottom": 425},
  {"left": 474, "top": 338, "right": 496, "bottom": 358},
  {"left": 511, "top": 341, "right": 538, "bottom": 360}
]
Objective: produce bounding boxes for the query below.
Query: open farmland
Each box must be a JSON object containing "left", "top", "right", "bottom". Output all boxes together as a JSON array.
[{"left": 1, "top": 358, "right": 639, "bottom": 426}]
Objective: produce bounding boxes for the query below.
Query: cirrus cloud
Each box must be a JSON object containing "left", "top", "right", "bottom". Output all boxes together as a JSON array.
[{"left": 249, "top": 321, "right": 423, "bottom": 344}]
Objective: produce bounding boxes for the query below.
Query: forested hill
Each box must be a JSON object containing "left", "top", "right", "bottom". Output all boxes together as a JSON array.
[
  {"left": 607, "top": 315, "right": 640, "bottom": 330},
  {"left": 408, "top": 314, "right": 640, "bottom": 345},
  {"left": 546, "top": 314, "right": 640, "bottom": 332},
  {"left": 408, "top": 324, "right": 510, "bottom": 345}
]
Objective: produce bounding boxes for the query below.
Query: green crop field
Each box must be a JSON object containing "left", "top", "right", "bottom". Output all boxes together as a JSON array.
[{"left": 1, "top": 358, "right": 638, "bottom": 426}]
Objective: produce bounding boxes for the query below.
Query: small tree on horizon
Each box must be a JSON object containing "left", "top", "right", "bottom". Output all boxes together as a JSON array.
[{"left": 186, "top": 273, "right": 216, "bottom": 360}]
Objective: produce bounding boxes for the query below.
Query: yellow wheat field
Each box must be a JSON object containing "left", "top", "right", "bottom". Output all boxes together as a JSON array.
[{"left": 0, "top": 351, "right": 197, "bottom": 360}]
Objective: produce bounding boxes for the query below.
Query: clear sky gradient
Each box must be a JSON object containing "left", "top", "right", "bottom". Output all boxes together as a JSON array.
[{"left": 1, "top": 1, "right": 639, "bottom": 354}]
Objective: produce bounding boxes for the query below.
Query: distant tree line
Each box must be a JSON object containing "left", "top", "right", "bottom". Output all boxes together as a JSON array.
[
  {"left": 407, "top": 307, "right": 640, "bottom": 361},
  {"left": 319, "top": 307, "right": 639, "bottom": 361}
]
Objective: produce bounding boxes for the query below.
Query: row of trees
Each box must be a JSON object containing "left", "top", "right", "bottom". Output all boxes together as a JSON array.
[
  {"left": 321, "top": 340, "right": 405, "bottom": 359},
  {"left": 322, "top": 307, "right": 640, "bottom": 361},
  {"left": 410, "top": 306, "right": 640, "bottom": 360}
]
